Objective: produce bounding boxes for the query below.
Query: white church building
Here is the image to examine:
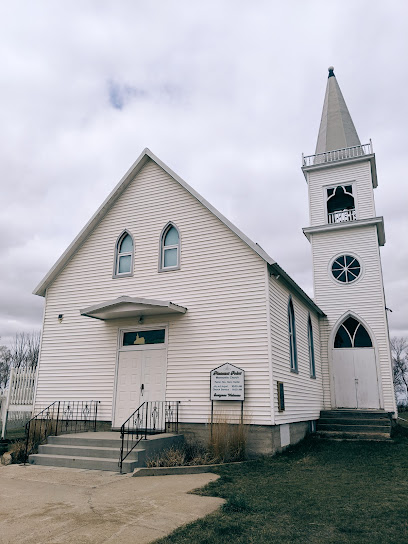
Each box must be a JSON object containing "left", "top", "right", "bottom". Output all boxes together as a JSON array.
[{"left": 32, "top": 67, "right": 396, "bottom": 455}]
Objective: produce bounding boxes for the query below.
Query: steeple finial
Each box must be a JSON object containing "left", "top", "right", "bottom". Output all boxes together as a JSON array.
[{"left": 315, "top": 68, "right": 361, "bottom": 154}]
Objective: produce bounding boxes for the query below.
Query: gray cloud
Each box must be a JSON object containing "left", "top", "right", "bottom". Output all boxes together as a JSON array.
[{"left": 0, "top": 1, "right": 407, "bottom": 346}]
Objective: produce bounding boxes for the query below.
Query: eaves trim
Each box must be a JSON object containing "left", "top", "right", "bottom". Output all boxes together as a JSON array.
[
  {"left": 302, "top": 153, "right": 378, "bottom": 188},
  {"left": 302, "top": 216, "right": 385, "bottom": 246}
]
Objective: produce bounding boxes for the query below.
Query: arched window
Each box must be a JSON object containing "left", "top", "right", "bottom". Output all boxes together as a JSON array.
[
  {"left": 114, "top": 231, "right": 134, "bottom": 277},
  {"left": 160, "top": 223, "right": 180, "bottom": 271},
  {"left": 326, "top": 185, "right": 356, "bottom": 223},
  {"left": 334, "top": 316, "right": 372, "bottom": 348},
  {"left": 288, "top": 298, "right": 298, "bottom": 372},
  {"left": 308, "top": 316, "right": 316, "bottom": 378}
]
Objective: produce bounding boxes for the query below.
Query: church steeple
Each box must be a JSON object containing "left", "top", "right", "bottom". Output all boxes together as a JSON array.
[{"left": 315, "top": 67, "right": 361, "bottom": 154}]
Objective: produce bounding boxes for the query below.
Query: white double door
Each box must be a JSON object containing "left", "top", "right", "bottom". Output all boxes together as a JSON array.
[
  {"left": 332, "top": 348, "right": 380, "bottom": 409},
  {"left": 113, "top": 348, "right": 167, "bottom": 428}
]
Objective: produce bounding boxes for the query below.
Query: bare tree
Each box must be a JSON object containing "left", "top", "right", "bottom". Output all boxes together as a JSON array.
[
  {"left": 0, "top": 341, "right": 12, "bottom": 390},
  {"left": 391, "top": 336, "right": 408, "bottom": 403},
  {"left": 8, "top": 332, "right": 41, "bottom": 370}
]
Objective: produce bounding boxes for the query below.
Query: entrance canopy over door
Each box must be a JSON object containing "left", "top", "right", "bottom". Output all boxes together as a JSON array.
[{"left": 80, "top": 296, "right": 187, "bottom": 320}]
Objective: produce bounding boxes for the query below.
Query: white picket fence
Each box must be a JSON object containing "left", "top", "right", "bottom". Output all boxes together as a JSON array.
[{"left": 1, "top": 367, "right": 37, "bottom": 438}]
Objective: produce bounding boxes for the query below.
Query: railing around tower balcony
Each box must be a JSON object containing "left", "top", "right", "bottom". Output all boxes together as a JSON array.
[
  {"left": 302, "top": 141, "right": 373, "bottom": 167},
  {"left": 328, "top": 208, "right": 357, "bottom": 224},
  {"left": 119, "top": 400, "right": 180, "bottom": 473},
  {"left": 24, "top": 400, "right": 100, "bottom": 463}
]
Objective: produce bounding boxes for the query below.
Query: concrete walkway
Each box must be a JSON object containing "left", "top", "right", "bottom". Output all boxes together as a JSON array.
[{"left": 0, "top": 464, "right": 224, "bottom": 543}]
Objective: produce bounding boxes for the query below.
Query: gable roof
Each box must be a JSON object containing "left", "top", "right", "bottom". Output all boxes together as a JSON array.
[{"left": 33, "top": 148, "right": 324, "bottom": 316}]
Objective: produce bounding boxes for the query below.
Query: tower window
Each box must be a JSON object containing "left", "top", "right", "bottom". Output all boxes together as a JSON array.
[
  {"left": 327, "top": 185, "right": 356, "bottom": 223},
  {"left": 331, "top": 255, "right": 361, "bottom": 284},
  {"left": 334, "top": 317, "right": 372, "bottom": 348}
]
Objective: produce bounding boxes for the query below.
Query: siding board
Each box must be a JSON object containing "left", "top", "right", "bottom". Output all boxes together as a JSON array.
[
  {"left": 269, "top": 274, "right": 324, "bottom": 424},
  {"left": 35, "top": 160, "right": 272, "bottom": 424}
]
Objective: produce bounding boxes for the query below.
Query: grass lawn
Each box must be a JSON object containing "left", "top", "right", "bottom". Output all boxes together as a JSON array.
[{"left": 155, "top": 434, "right": 408, "bottom": 544}]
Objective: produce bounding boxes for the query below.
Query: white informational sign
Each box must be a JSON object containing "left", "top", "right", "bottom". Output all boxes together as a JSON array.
[{"left": 210, "top": 363, "right": 245, "bottom": 401}]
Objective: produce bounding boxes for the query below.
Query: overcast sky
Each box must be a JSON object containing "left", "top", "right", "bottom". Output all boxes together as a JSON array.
[{"left": 0, "top": 1, "right": 407, "bottom": 346}]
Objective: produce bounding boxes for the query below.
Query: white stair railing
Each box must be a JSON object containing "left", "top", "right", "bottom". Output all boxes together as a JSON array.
[{"left": 328, "top": 208, "right": 357, "bottom": 224}]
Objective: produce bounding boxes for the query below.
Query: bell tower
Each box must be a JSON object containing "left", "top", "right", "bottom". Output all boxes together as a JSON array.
[{"left": 302, "top": 67, "right": 396, "bottom": 413}]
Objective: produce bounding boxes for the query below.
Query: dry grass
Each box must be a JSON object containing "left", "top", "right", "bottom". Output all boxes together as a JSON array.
[
  {"left": 147, "top": 414, "right": 248, "bottom": 468},
  {"left": 146, "top": 440, "right": 215, "bottom": 467},
  {"left": 209, "top": 412, "right": 248, "bottom": 463}
]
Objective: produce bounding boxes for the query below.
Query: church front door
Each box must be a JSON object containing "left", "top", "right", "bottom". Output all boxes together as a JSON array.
[
  {"left": 332, "top": 348, "right": 380, "bottom": 408},
  {"left": 332, "top": 317, "right": 380, "bottom": 409}
]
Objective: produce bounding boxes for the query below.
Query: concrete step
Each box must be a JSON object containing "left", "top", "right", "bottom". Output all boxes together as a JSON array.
[
  {"left": 29, "top": 453, "right": 139, "bottom": 473},
  {"left": 37, "top": 443, "right": 142, "bottom": 461},
  {"left": 317, "top": 423, "right": 390, "bottom": 433},
  {"left": 318, "top": 417, "right": 390, "bottom": 427},
  {"left": 316, "top": 430, "right": 391, "bottom": 441},
  {"left": 47, "top": 434, "right": 122, "bottom": 449},
  {"left": 320, "top": 410, "right": 391, "bottom": 420},
  {"left": 29, "top": 431, "right": 184, "bottom": 472}
]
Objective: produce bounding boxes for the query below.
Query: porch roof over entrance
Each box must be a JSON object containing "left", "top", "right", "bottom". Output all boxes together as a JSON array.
[{"left": 80, "top": 296, "right": 187, "bottom": 320}]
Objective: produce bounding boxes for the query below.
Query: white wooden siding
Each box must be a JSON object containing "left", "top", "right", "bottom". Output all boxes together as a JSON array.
[
  {"left": 269, "top": 274, "right": 324, "bottom": 424},
  {"left": 35, "top": 160, "right": 272, "bottom": 425},
  {"left": 310, "top": 225, "right": 396, "bottom": 412},
  {"left": 308, "top": 161, "right": 376, "bottom": 227}
]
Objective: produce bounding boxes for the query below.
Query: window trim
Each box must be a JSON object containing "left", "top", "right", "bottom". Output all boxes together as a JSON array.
[
  {"left": 308, "top": 315, "right": 316, "bottom": 378},
  {"left": 322, "top": 180, "right": 358, "bottom": 222},
  {"left": 113, "top": 230, "right": 134, "bottom": 278},
  {"left": 158, "top": 222, "right": 181, "bottom": 272},
  {"left": 288, "top": 297, "right": 298, "bottom": 373}
]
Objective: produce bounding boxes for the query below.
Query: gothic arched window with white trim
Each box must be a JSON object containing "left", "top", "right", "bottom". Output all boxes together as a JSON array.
[
  {"left": 114, "top": 231, "right": 134, "bottom": 277},
  {"left": 160, "top": 223, "right": 180, "bottom": 271},
  {"left": 288, "top": 298, "right": 298, "bottom": 372},
  {"left": 308, "top": 316, "right": 316, "bottom": 378},
  {"left": 334, "top": 316, "right": 372, "bottom": 348}
]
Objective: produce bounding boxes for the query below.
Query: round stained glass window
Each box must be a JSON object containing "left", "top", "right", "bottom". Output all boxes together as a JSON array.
[{"left": 331, "top": 255, "right": 361, "bottom": 283}]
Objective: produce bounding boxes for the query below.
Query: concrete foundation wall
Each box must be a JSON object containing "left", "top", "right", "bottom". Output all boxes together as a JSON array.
[{"left": 178, "top": 420, "right": 311, "bottom": 458}]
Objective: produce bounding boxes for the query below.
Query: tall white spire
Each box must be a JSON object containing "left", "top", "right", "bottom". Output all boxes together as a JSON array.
[{"left": 315, "top": 67, "right": 361, "bottom": 154}]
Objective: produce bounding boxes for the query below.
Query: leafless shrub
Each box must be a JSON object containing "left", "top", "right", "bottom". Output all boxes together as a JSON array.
[{"left": 391, "top": 336, "right": 408, "bottom": 403}]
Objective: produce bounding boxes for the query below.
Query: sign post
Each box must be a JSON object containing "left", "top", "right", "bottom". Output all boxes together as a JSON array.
[{"left": 210, "top": 363, "right": 245, "bottom": 434}]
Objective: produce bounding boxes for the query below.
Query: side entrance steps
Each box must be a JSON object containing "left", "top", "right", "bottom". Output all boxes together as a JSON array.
[
  {"left": 28, "top": 431, "right": 184, "bottom": 473},
  {"left": 316, "top": 409, "right": 392, "bottom": 440}
]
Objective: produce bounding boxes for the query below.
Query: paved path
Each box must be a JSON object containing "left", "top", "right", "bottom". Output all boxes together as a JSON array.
[{"left": 0, "top": 464, "right": 224, "bottom": 543}]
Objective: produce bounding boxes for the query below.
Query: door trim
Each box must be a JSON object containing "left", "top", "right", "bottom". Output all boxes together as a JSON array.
[{"left": 112, "top": 324, "right": 169, "bottom": 426}]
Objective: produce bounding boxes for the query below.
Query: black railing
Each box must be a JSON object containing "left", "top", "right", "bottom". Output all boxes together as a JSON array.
[
  {"left": 24, "top": 400, "right": 100, "bottom": 463},
  {"left": 119, "top": 400, "right": 180, "bottom": 473}
]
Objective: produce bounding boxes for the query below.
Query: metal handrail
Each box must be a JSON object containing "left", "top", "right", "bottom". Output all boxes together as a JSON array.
[
  {"left": 119, "top": 400, "right": 180, "bottom": 473},
  {"left": 302, "top": 141, "right": 373, "bottom": 167},
  {"left": 24, "top": 400, "right": 100, "bottom": 464}
]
